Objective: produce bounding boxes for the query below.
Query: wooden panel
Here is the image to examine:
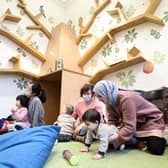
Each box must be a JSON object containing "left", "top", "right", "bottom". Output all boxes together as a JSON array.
[
  {"left": 60, "top": 69, "right": 90, "bottom": 112},
  {"left": 39, "top": 71, "right": 62, "bottom": 124}
]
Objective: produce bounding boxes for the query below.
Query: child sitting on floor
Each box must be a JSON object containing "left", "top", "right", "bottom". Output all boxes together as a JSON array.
[
  {"left": 80, "top": 108, "right": 125, "bottom": 160},
  {"left": 53, "top": 104, "right": 76, "bottom": 142},
  {"left": 0, "top": 94, "right": 30, "bottom": 133}
]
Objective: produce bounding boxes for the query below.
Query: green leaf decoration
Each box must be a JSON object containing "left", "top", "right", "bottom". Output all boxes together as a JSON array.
[
  {"left": 116, "top": 70, "right": 136, "bottom": 88},
  {"left": 80, "top": 39, "right": 88, "bottom": 50},
  {"left": 163, "top": 11, "right": 168, "bottom": 23},
  {"left": 13, "top": 78, "right": 30, "bottom": 90},
  {"left": 153, "top": 51, "right": 166, "bottom": 65},
  {"left": 102, "top": 44, "right": 112, "bottom": 57}
]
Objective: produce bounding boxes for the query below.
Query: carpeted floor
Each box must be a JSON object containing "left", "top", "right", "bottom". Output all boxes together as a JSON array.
[{"left": 44, "top": 141, "right": 168, "bottom": 168}]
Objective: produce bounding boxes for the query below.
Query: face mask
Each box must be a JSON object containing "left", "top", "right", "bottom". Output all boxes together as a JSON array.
[{"left": 83, "top": 94, "right": 92, "bottom": 102}]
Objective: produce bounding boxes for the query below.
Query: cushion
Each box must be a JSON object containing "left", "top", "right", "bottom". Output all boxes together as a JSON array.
[{"left": 0, "top": 125, "right": 61, "bottom": 168}]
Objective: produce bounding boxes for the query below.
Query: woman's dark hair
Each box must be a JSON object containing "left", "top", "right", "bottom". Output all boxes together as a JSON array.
[
  {"left": 80, "top": 84, "right": 94, "bottom": 97},
  {"left": 82, "top": 108, "right": 101, "bottom": 123},
  {"left": 16, "top": 95, "right": 29, "bottom": 108},
  {"left": 31, "top": 82, "right": 47, "bottom": 103}
]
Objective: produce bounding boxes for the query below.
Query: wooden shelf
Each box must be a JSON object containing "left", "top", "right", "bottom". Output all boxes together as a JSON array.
[
  {"left": 0, "top": 9, "right": 21, "bottom": 23},
  {"left": 0, "top": 68, "right": 39, "bottom": 80},
  {"left": 78, "top": 0, "right": 164, "bottom": 67},
  {"left": 78, "top": 14, "right": 164, "bottom": 67},
  {"left": 89, "top": 55, "right": 146, "bottom": 84},
  {"left": 9, "top": 55, "right": 20, "bottom": 69},
  {"left": 0, "top": 28, "right": 46, "bottom": 62},
  {"left": 0, "top": 68, "right": 91, "bottom": 81}
]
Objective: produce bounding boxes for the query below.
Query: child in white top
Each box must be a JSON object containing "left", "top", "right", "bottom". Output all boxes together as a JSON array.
[
  {"left": 80, "top": 108, "right": 124, "bottom": 160},
  {"left": 54, "top": 104, "right": 76, "bottom": 142}
]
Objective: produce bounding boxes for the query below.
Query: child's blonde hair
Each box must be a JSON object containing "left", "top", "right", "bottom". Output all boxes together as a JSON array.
[{"left": 65, "top": 104, "right": 74, "bottom": 115}]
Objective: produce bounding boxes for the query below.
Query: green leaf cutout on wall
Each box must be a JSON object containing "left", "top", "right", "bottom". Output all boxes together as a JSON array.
[
  {"left": 124, "top": 28, "right": 138, "bottom": 43},
  {"left": 17, "top": 47, "right": 27, "bottom": 57},
  {"left": 102, "top": 44, "right": 112, "bottom": 57},
  {"left": 116, "top": 70, "right": 136, "bottom": 88},
  {"left": 163, "top": 11, "right": 168, "bottom": 23},
  {"left": 80, "top": 39, "right": 88, "bottom": 50},
  {"left": 16, "top": 27, "right": 25, "bottom": 37},
  {"left": 31, "top": 59, "right": 39, "bottom": 69},
  {"left": 13, "top": 77, "right": 30, "bottom": 90},
  {"left": 67, "top": 19, "right": 76, "bottom": 30},
  {"left": 125, "top": 5, "right": 136, "bottom": 18},
  {"left": 153, "top": 51, "right": 166, "bottom": 65},
  {"left": 150, "top": 29, "right": 161, "bottom": 39}
]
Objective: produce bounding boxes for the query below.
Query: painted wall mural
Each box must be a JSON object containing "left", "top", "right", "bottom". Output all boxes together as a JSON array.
[
  {"left": 76, "top": 0, "right": 168, "bottom": 90},
  {"left": 0, "top": 0, "right": 168, "bottom": 115}
]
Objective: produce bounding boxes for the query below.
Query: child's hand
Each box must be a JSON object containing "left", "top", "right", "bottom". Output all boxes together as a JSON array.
[
  {"left": 11, "top": 107, "right": 17, "bottom": 113},
  {"left": 92, "top": 153, "right": 103, "bottom": 160},
  {"left": 80, "top": 146, "right": 89, "bottom": 152}
]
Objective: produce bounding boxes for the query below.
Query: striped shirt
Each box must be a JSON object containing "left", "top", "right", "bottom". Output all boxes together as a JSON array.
[{"left": 57, "top": 114, "right": 76, "bottom": 135}]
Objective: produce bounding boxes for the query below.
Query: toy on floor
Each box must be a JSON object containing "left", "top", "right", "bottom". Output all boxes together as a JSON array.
[{"left": 62, "top": 149, "right": 79, "bottom": 166}]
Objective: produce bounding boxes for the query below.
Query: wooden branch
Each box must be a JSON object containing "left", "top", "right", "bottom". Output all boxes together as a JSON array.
[
  {"left": 89, "top": 56, "right": 146, "bottom": 84},
  {"left": 0, "top": 28, "right": 46, "bottom": 62},
  {"left": 145, "top": 14, "right": 164, "bottom": 25},
  {"left": 117, "top": 7, "right": 127, "bottom": 22},
  {"left": 0, "top": 8, "right": 21, "bottom": 23},
  {"left": 27, "top": 25, "right": 42, "bottom": 30},
  {"left": 108, "top": 7, "right": 127, "bottom": 22},
  {"left": 95, "top": 0, "right": 99, "bottom": 8},
  {"left": 17, "top": 0, "right": 51, "bottom": 39},
  {"left": 77, "top": 0, "right": 111, "bottom": 44},
  {"left": 115, "top": 1, "right": 123, "bottom": 9},
  {"left": 145, "top": 0, "right": 161, "bottom": 14},
  {"left": 107, "top": 9, "right": 118, "bottom": 16},
  {"left": 80, "top": 33, "right": 92, "bottom": 38},
  {"left": 35, "top": 13, "right": 43, "bottom": 19},
  {"left": 24, "top": 33, "right": 34, "bottom": 43}
]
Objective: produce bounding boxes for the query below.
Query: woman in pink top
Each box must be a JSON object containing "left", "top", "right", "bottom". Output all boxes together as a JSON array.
[
  {"left": 72, "top": 84, "right": 105, "bottom": 136},
  {"left": 93, "top": 80, "right": 166, "bottom": 155}
]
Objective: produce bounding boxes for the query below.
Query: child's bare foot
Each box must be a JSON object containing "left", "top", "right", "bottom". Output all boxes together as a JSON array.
[{"left": 80, "top": 146, "right": 89, "bottom": 152}]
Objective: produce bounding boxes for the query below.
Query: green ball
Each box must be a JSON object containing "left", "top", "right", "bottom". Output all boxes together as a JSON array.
[{"left": 69, "top": 155, "right": 79, "bottom": 166}]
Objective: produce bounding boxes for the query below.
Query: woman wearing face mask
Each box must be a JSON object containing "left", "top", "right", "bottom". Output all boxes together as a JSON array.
[{"left": 72, "top": 84, "right": 105, "bottom": 138}]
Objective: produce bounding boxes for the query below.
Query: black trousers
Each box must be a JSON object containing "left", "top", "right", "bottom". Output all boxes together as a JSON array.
[
  {"left": 137, "top": 136, "right": 166, "bottom": 155},
  {"left": 58, "top": 134, "right": 72, "bottom": 142}
]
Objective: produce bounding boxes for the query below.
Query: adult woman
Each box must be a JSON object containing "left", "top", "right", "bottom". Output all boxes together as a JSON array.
[
  {"left": 93, "top": 80, "right": 166, "bottom": 155},
  {"left": 26, "top": 82, "right": 46, "bottom": 127},
  {"left": 72, "top": 84, "right": 105, "bottom": 136}
]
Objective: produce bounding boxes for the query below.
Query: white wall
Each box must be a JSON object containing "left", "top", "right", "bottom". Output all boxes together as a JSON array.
[
  {"left": 0, "top": 0, "right": 168, "bottom": 116},
  {"left": 0, "top": 75, "right": 31, "bottom": 118}
]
